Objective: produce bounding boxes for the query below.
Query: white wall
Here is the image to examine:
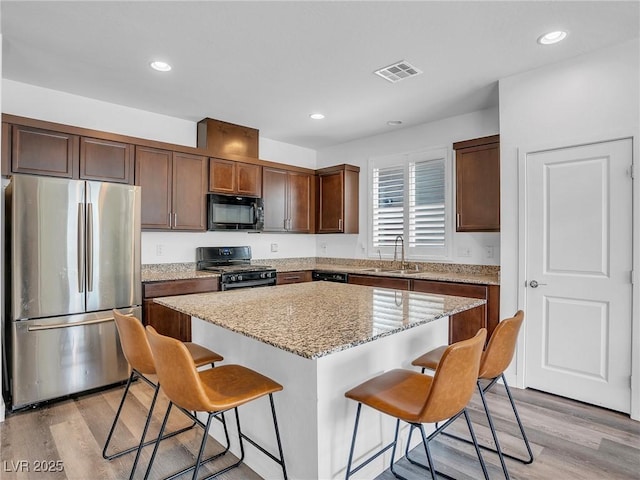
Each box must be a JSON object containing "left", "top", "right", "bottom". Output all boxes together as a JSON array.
[
  {"left": 499, "top": 39, "right": 640, "bottom": 418},
  {"left": 315, "top": 108, "right": 501, "bottom": 264},
  {"left": 2, "top": 80, "right": 319, "bottom": 263}
]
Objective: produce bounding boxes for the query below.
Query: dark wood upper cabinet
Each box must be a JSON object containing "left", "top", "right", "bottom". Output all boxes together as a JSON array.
[
  {"left": 454, "top": 135, "right": 500, "bottom": 232},
  {"left": 80, "top": 137, "right": 134, "bottom": 184},
  {"left": 172, "top": 152, "right": 207, "bottom": 230},
  {"left": 135, "top": 146, "right": 173, "bottom": 229},
  {"left": 262, "top": 167, "right": 313, "bottom": 233},
  {"left": 11, "top": 125, "right": 79, "bottom": 178},
  {"left": 263, "top": 167, "right": 288, "bottom": 232},
  {"left": 209, "top": 158, "right": 261, "bottom": 197},
  {"left": 317, "top": 164, "right": 359, "bottom": 234},
  {"left": 135, "top": 148, "right": 207, "bottom": 231},
  {"left": 197, "top": 117, "right": 259, "bottom": 160}
]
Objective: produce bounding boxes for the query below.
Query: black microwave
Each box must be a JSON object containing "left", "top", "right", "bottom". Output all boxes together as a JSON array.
[{"left": 207, "top": 194, "right": 264, "bottom": 231}]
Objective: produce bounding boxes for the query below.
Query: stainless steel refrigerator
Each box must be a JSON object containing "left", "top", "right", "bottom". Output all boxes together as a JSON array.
[{"left": 4, "top": 174, "right": 141, "bottom": 410}]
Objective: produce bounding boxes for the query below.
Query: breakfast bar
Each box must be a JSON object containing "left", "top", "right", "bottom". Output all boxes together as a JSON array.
[{"left": 155, "top": 282, "right": 486, "bottom": 480}]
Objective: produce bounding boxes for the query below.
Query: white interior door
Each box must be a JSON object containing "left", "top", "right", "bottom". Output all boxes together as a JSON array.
[{"left": 524, "top": 138, "right": 633, "bottom": 413}]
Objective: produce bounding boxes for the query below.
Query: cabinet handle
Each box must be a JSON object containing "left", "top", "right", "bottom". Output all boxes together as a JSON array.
[
  {"left": 168, "top": 212, "right": 172, "bottom": 228},
  {"left": 456, "top": 213, "right": 460, "bottom": 228},
  {"left": 339, "top": 218, "right": 343, "bottom": 231},
  {"left": 174, "top": 213, "right": 177, "bottom": 227}
]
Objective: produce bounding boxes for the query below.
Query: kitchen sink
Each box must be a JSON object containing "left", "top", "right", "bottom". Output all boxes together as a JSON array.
[
  {"left": 385, "top": 269, "right": 423, "bottom": 275},
  {"left": 359, "top": 268, "right": 423, "bottom": 275}
]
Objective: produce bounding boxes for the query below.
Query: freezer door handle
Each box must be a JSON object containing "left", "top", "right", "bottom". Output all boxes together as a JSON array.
[
  {"left": 77, "top": 202, "right": 85, "bottom": 293},
  {"left": 27, "top": 316, "right": 114, "bottom": 332},
  {"left": 87, "top": 202, "right": 94, "bottom": 292}
]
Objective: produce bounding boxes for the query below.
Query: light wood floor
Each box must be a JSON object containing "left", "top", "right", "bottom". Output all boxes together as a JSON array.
[{"left": 1, "top": 380, "right": 639, "bottom": 480}]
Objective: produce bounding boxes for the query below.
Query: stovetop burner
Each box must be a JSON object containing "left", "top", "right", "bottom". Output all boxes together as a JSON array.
[
  {"left": 202, "top": 264, "right": 272, "bottom": 273},
  {"left": 196, "top": 246, "right": 277, "bottom": 291}
]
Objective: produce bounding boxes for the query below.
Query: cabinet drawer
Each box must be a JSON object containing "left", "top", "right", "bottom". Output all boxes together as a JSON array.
[
  {"left": 143, "top": 277, "right": 219, "bottom": 298},
  {"left": 348, "top": 274, "right": 410, "bottom": 290},
  {"left": 411, "top": 279, "right": 487, "bottom": 298},
  {"left": 277, "top": 271, "right": 312, "bottom": 285}
]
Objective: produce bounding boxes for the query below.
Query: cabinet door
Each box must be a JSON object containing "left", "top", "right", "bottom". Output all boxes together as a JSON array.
[
  {"left": 237, "top": 162, "right": 262, "bottom": 197},
  {"left": 263, "top": 167, "right": 288, "bottom": 231},
  {"left": 209, "top": 158, "right": 236, "bottom": 194},
  {"left": 288, "top": 172, "right": 312, "bottom": 232},
  {"left": 318, "top": 171, "right": 344, "bottom": 233},
  {"left": 173, "top": 152, "right": 207, "bottom": 231},
  {"left": 135, "top": 146, "right": 172, "bottom": 229},
  {"left": 143, "top": 299, "right": 191, "bottom": 342},
  {"left": 80, "top": 137, "right": 133, "bottom": 184},
  {"left": 12, "top": 125, "right": 78, "bottom": 178},
  {"left": 456, "top": 141, "right": 500, "bottom": 232}
]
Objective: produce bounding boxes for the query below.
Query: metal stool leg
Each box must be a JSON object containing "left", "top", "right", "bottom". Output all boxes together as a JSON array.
[
  {"left": 103, "top": 371, "right": 137, "bottom": 459},
  {"left": 478, "top": 379, "right": 510, "bottom": 479},
  {"left": 437, "top": 375, "right": 534, "bottom": 466}
]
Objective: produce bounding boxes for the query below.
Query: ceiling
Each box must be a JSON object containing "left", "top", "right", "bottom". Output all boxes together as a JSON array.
[{"left": 1, "top": 1, "right": 638, "bottom": 150}]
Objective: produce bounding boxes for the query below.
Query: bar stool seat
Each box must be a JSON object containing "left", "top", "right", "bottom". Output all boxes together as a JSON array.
[
  {"left": 104, "top": 310, "right": 224, "bottom": 480},
  {"left": 144, "top": 326, "right": 288, "bottom": 480},
  {"left": 344, "top": 329, "right": 488, "bottom": 480},
  {"left": 410, "top": 311, "right": 533, "bottom": 480}
]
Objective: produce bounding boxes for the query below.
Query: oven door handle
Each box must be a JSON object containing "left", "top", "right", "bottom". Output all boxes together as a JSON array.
[{"left": 222, "top": 278, "right": 275, "bottom": 291}]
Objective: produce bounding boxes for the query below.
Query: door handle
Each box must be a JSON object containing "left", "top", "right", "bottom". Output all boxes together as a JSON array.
[
  {"left": 77, "top": 203, "right": 85, "bottom": 293},
  {"left": 529, "top": 280, "right": 547, "bottom": 288},
  {"left": 87, "top": 203, "right": 94, "bottom": 292}
]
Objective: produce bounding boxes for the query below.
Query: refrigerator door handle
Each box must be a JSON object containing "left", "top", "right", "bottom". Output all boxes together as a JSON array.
[
  {"left": 77, "top": 202, "right": 85, "bottom": 293},
  {"left": 27, "top": 316, "right": 114, "bottom": 332},
  {"left": 87, "top": 202, "right": 94, "bottom": 292}
]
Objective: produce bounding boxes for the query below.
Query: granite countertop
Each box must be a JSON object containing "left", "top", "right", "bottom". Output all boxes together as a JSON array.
[
  {"left": 154, "top": 282, "right": 486, "bottom": 359},
  {"left": 143, "top": 258, "right": 499, "bottom": 285}
]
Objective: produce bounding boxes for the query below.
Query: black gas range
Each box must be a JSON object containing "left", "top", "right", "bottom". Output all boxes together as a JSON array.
[{"left": 196, "top": 246, "right": 276, "bottom": 291}]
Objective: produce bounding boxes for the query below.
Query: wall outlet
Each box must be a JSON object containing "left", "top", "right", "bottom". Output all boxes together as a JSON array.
[
  {"left": 320, "top": 242, "right": 328, "bottom": 254},
  {"left": 457, "top": 247, "right": 471, "bottom": 257},
  {"left": 156, "top": 244, "right": 164, "bottom": 256},
  {"left": 484, "top": 245, "right": 495, "bottom": 259},
  {"left": 271, "top": 243, "right": 278, "bottom": 252}
]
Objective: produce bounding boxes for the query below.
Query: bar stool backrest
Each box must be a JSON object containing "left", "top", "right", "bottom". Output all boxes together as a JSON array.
[
  {"left": 113, "top": 309, "right": 156, "bottom": 375},
  {"left": 419, "top": 328, "right": 487, "bottom": 423},
  {"left": 479, "top": 310, "right": 525, "bottom": 380},
  {"left": 146, "top": 326, "right": 218, "bottom": 412}
]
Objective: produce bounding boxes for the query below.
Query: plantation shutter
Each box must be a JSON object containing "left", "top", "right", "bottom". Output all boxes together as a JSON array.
[
  {"left": 372, "top": 164, "right": 405, "bottom": 247},
  {"left": 409, "top": 158, "right": 445, "bottom": 248}
]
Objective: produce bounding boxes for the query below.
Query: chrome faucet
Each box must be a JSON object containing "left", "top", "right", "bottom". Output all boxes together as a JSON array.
[{"left": 393, "top": 235, "right": 407, "bottom": 270}]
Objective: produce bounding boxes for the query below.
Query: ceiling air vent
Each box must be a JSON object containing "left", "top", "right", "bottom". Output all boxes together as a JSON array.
[{"left": 374, "top": 60, "right": 422, "bottom": 83}]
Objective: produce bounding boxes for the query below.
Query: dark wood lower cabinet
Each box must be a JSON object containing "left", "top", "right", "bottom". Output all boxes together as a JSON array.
[
  {"left": 347, "top": 275, "right": 498, "bottom": 344},
  {"left": 276, "top": 270, "right": 312, "bottom": 285},
  {"left": 142, "top": 277, "right": 219, "bottom": 341},
  {"left": 411, "top": 279, "right": 499, "bottom": 344},
  {"left": 347, "top": 274, "right": 411, "bottom": 291}
]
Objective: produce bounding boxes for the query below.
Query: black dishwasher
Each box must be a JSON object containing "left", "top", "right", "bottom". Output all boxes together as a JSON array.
[{"left": 312, "top": 271, "right": 348, "bottom": 283}]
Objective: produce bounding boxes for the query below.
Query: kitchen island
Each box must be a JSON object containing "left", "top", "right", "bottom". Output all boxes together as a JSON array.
[{"left": 155, "top": 282, "right": 485, "bottom": 479}]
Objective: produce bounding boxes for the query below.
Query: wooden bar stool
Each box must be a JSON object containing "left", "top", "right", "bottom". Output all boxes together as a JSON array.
[
  {"left": 410, "top": 311, "right": 532, "bottom": 480},
  {"left": 344, "top": 329, "right": 488, "bottom": 480},
  {"left": 144, "top": 326, "right": 288, "bottom": 480},
  {"left": 104, "top": 310, "right": 225, "bottom": 480}
]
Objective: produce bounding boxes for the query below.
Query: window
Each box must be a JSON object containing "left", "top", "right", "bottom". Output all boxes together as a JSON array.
[{"left": 370, "top": 148, "right": 449, "bottom": 259}]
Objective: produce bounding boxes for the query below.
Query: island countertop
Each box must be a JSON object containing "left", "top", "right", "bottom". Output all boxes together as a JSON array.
[{"left": 154, "top": 282, "right": 486, "bottom": 359}]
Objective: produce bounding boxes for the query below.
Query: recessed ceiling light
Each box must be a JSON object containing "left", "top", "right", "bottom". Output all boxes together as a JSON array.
[
  {"left": 150, "top": 61, "right": 172, "bottom": 72},
  {"left": 387, "top": 120, "right": 403, "bottom": 126},
  {"left": 309, "top": 113, "right": 325, "bottom": 120},
  {"left": 537, "top": 31, "right": 568, "bottom": 45}
]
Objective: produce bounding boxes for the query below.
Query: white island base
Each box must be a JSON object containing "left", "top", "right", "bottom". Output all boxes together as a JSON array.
[{"left": 191, "top": 315, "right": 448, "bottom": 480}]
